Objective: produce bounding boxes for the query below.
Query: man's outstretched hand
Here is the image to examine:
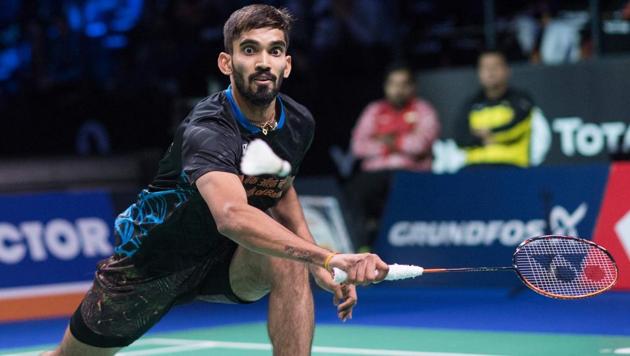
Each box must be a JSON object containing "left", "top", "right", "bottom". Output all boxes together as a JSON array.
[
  {"left": 328, "top": 253, "right": 389, "bottom": 285},
  {"left": 310, "top": 253, "right": 388, "bottom": 321},
  {"left": 310, "top": 266, "right": 357, "bottom": 322}
]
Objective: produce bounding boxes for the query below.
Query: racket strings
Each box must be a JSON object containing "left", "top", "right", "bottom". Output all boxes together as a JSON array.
[{"left": 515, "top": 238, "right": 617, "bottom": 298}]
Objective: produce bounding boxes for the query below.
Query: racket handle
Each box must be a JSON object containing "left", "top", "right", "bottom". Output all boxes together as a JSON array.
[{"left": 332, "top": 264, "right": 424, "bottom": 284}]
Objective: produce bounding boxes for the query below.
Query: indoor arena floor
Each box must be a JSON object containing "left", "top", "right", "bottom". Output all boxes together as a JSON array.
[{"left": 1, "top": 286, "right": 629, "bottom": 356}]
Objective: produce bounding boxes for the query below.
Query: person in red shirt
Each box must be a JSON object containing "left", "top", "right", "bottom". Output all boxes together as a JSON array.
[
  {"left": 351, "top": 64, "right": 440, "bottom": 172},
  {"left": 348, "top": 64, "right": 440, "bottom": 249}
]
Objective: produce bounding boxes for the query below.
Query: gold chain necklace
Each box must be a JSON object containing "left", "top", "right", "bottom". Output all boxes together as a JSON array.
[{"left": 256, "top": 116, "right": 277, "bottom": 135}]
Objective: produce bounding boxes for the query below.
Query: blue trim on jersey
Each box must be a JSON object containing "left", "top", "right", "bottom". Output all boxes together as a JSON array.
[
  {"left": 114, "top": 189, "right": 190, "bottom": 257},
  {"left": 225, "top": 85, "right": 285, "bottom": 134}
]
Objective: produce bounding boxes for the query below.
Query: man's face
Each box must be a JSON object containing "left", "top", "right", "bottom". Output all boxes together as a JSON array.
[
  {"left": 478, "top": 54, "right": 510, "bottom": 90},
  {"left": 229, "top": 27, "right": 291, "bottom": 106},
  {"left": 384, "top": 70, "right": 415, "bottom": 108}
]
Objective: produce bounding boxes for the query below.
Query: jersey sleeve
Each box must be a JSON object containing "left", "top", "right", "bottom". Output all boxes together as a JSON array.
[
  {"left": 491, "top": 91, "right": 534, "bottom": 133},
  {"left": 181, "top": 117, "right": 241, "bottom": 183}
]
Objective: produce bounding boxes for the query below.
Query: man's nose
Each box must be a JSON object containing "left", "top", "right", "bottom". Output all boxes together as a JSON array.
[{"left": 256, "top": 52, "right": 271, "bottom": 71}]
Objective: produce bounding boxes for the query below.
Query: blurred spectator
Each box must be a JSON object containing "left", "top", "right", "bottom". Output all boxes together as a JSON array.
[
  {"left": 347, "top": 64, "right": 440, "bottom": 250},
  {"left": 539, "top": 10, "right": 589, "bottom": 64},
  {"left": 455, "top": 50, "right": 535, "bottom": 167},
  {"left": 351, "top": 64, "right": 440, "bottom": 171}
]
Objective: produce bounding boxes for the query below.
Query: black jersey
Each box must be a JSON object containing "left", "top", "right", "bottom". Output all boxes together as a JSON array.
[{"left": 113, "top": 87, "right": 314, "bottom": 271}]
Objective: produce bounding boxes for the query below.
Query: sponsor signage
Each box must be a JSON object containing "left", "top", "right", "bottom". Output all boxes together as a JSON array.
[
  {"left": 592, "top": 163, "right": 630, "bottom": 290},
  {"left": 0, "top": 191, "right": 115, "bottom": 321},
  {"left": 433, "top": 116, "right": 630, "bottom": 173},
  {"left": 413, "top": 57, "right": 630, "bottom": 174},
  {"left": 375, "top": 165, "right": 608, "bottom": 286}
]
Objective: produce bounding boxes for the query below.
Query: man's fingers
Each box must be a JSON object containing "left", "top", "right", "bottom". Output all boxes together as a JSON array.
[
  {"left": 333, "top": 286, "right": 343, "bottom": 306},
  {"left": 338, "top": 309, "right": 350, "bottom": 321},
  {"left": 330, "top": 253, "right": 389, "bottom": 285},
  {"left": 364, "top": 259, "right": 377, "bottom": 283},
  {"left": 337, "top": 293, "right": 356, "bottom": 311},
  {"left": 375, "top": 258, "right": 389, "bottom": 280},
  {"left": 348, "top": 263, "right": 358, "bottom": 284},
  {"left": 355, "top": 260, "right": 367, "bottom": 284},
  {"left": 337, "top": 285, "right": 357, "bottom": 321}
]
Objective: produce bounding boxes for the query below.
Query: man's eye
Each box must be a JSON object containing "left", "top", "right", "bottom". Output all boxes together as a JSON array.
[
  {"left": 271, "top": 48, "right": 283, "bottom": 56},
  {"left": 243, "top": 47, "right": 255, "bottom": 54}
]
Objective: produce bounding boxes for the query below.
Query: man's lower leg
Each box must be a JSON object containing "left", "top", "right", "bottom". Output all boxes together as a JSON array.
[{"left": 266, "top": 261, "right": 314, "bottom": 356}]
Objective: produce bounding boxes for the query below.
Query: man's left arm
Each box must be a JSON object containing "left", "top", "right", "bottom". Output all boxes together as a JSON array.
[{"left": 269, "top": 183, "right": 357, "bottom": 321}]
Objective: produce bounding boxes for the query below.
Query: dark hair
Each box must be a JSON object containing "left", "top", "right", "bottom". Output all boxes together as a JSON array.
[
  {"left": 478, "top": 49, "right": 508, "bottom": 65},
  {"left": 223, "top": 4, "right": 294, "bottom": 54},
  {"left": 384, "top": 62, "right": 415, "bottom": 84}
]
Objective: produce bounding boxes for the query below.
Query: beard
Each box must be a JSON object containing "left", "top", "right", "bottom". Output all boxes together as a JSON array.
[{"left": 233, "top": 67, "right": 284, "bottom": 107}]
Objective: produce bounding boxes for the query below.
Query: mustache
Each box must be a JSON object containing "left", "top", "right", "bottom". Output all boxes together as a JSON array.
[{"left": 249, "top": 70, "right": 277, "bottom": 82}]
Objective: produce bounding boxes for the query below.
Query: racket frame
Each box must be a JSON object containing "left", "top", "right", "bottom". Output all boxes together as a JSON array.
[{"left": 511, "top": 235, "right": 619, "bottom": 300}]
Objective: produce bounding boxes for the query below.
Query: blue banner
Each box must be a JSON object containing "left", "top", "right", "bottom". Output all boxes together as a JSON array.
[
  {"left": 0, "top": 191, "right": 116, "bottom": 288},
  {"left": 374, "top": 165, "right": 609, "bottom": 286}
]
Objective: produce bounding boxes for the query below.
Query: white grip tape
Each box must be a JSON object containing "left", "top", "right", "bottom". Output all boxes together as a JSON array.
[{"left": 332, "top": 264, "right": 424, "bottom": 284}]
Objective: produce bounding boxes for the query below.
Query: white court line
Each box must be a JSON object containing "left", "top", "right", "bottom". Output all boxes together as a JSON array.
[
  {"left": 117, "top": 337, "right": 504, "bottom": 356},
  {"left": 0, "top": 281, "right": 92, "bottom": 299},
  {"left": 0, "top": 337, "right": 504, "bottom": 356}
]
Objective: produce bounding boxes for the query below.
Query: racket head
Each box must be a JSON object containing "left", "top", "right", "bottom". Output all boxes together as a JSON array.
[{"left": 512, "top": 235, "right": 618, "bottom": 299}]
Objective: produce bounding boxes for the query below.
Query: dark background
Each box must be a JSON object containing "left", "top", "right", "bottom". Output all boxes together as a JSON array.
[{"left": 1, "top": 0, "right": 629, "bottom": 182}]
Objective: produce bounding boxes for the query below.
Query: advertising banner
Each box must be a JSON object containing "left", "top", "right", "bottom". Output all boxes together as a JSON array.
[
  {"left": 0, "top": 191, "right": 115, "bottom": 321},
  {"left": 592, "top": 163, "right": 630, "bottom": 290},
  {"left": 419, "top": 57, "right": 630, "bottom": 173},
  {"left": 374, "top": 165, "right": 609, "bottom": 287}
]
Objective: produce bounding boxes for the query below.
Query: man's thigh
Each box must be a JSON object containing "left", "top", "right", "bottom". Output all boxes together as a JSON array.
[
  {"left": 228, "top": 245, "right": 309, "bottom": 302},
  {"left": 228, "top": 246, "right": 271, "bottom": 302},
  {"left": 70, "top": 255, "right": 200, "bottom": 348}
]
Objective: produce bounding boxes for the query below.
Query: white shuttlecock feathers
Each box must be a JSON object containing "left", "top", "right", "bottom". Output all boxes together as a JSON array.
[
  {"left": 241, "top": 139, "right": 292, "bottom": 177},
  {"left": 333, "top": 264, "right": 425, "bottom": 284}
]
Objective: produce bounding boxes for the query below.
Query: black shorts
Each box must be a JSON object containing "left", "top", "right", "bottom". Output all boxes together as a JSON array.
[{"left": 69, "top": 238, "right": 252, "bottom": 348}]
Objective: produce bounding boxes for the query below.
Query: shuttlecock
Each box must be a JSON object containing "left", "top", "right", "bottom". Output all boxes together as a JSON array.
[{"left": 241, "top": 139, "right": 292, "bottom": 177}]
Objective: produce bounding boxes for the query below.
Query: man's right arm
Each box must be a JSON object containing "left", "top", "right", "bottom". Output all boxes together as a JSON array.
[
  {"left": 197, "top": 171, "right": 329, "bottom": 265},
  {"left": 195, "top": 171, "right": 389, "bottom": 283},
  {"left": 454, "top": 100, "right": 483, "bottom": 148}
]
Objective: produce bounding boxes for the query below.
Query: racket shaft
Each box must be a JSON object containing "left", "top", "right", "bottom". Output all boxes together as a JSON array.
[{"left": 423, "top": 266, "right": 514, "bottom": 273}]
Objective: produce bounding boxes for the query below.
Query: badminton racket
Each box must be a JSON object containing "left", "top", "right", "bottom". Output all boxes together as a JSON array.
[{"left": 333, "top": 235, "right": 618, "bottom": 299}]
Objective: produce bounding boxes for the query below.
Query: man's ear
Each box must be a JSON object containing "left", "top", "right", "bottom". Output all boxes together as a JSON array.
[
  {"left": 218, "top": 52, "right": 233, "bottom": 75},
  {"left": 283, "top": 55, "right": 292, "bottom": 79}
]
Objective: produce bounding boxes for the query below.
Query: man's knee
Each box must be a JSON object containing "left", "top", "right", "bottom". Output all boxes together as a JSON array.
[
  {"left": 267, "top": 258, "right": 309, "bottom": 289},
  {"left": 230, "top": 247, "right": 310, "bottom": 301}
]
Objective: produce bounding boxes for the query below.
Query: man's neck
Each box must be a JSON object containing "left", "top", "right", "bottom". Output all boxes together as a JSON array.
[
  {"left": 231, "top": 86, "right": 276, "bottom": 125},
  {"left": 389, "top": 98, "right": 413, "bottom": 111},
  {"left": 484, "top": 85, "right": 508, "bottom": 100}
]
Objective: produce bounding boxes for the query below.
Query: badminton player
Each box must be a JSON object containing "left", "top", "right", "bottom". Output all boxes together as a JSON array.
[{"left": 44, "top": 4, "right": 389, "bottom": 356}]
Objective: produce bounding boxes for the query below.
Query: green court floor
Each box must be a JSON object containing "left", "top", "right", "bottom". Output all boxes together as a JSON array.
[{"left": 3, "top": 323, "right": 630, "bottom": 356}]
